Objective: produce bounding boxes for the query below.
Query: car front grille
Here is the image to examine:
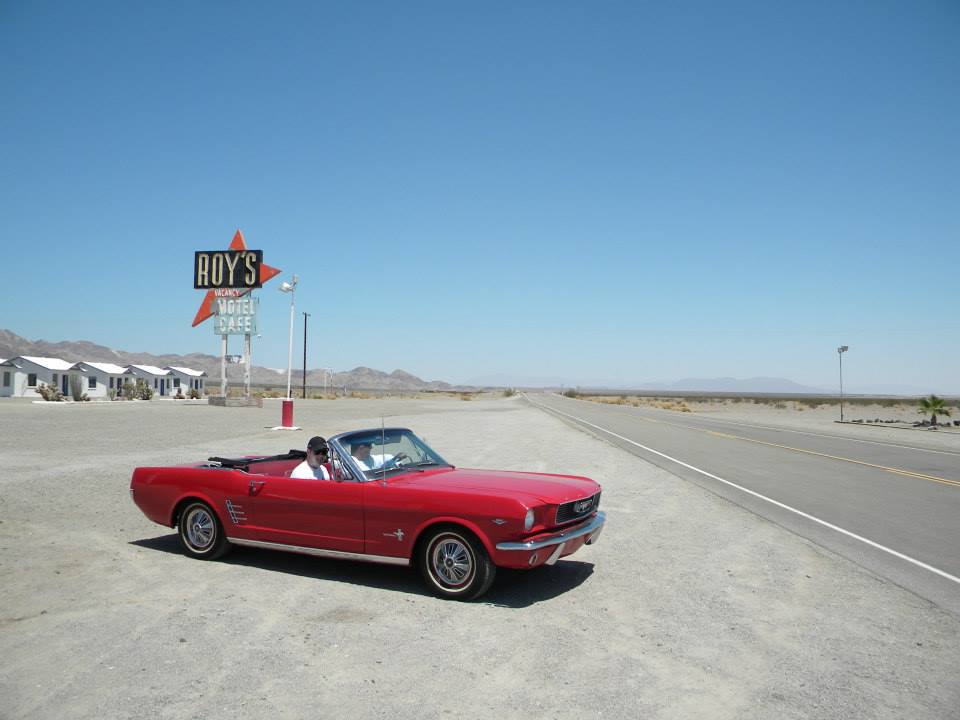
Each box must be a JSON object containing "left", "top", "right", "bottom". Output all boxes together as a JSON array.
[{"left": 555, "top": 491, "right": 601, "bottom": 525}]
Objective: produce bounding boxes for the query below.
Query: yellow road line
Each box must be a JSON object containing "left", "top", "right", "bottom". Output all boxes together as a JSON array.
[
  {"left": 702, "top": 428, "right": 960, "bottom": 488},
  {"left": 614, "top": 409, "right": 960, "bottom": 488}
]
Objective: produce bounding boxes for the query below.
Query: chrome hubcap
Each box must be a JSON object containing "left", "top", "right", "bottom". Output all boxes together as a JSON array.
[
  {"left": 185, "top": 507, "right": 214, "bottom": 549},
  {"left": 431, "top": 536, "right": 473, "bottom": 587}
]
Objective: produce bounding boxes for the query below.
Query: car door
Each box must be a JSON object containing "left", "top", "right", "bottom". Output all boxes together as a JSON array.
[{"left": 249, "top": 471, "right": 365, "bottom": 553}]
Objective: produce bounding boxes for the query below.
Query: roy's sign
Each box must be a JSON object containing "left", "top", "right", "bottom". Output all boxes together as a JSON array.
[
  {"left": 213, "top": 296, "right": 259, "bottom": 335},
  {"left": 194, "top": 250, "right": 263, "bottom": 289}
]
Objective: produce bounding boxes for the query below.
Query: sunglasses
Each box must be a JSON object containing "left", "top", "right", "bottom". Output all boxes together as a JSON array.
[{"left": 311, "top": 447, "right": 329, "bottom": 455}]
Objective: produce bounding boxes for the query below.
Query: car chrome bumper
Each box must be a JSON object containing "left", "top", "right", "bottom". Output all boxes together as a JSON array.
[{"left": 496, "top": 511, "right": 606, "bottom": 552}]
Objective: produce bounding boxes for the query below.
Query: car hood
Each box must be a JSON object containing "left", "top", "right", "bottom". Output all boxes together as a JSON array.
[{"left": 393, "top": 467, "right": 599, "bottom": 504}]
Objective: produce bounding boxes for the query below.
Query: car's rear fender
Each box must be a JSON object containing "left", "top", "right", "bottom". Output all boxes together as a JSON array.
[{"left": 170, "top": 492, "right": 221, "bottom": 528}]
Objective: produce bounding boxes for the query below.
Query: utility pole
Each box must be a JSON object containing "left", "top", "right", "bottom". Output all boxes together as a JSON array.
[
  {"left": 837, "top": 345, "right": 849, "bottom": 422},
  {"left": 302, "top": 312, "right": 310, "bottom": 399}
]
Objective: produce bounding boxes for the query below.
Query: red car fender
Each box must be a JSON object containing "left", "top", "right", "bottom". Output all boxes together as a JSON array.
[
  {"left": 408, "top": 515, "right": 497, "bottom": 559},
  {"left": 168, "top": 490, "right": 222, "bottom": 527}
]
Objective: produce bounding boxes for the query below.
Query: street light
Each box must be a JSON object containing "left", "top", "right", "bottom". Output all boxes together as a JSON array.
[
  {"left": 278, "top": 275, "right": 298, "bottom": 400},
  {"left": 302, "top": 311, "right": 310, "bottom": 399},
  {"left": 837, "top": 345, "right": 849, "bottom": 422}
]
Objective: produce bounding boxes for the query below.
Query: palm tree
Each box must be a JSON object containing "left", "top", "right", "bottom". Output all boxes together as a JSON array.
[{"left": 917, "top": 394, "right": 952, "bottom": 426}]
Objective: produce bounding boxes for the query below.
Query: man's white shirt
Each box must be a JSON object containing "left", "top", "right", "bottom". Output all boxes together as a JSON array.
[
  {"left": 290, "top": 460, "right": 331, "bottom": 480},
  {"left": 353, "top": 453, "right": 396, "bottom": 470}
]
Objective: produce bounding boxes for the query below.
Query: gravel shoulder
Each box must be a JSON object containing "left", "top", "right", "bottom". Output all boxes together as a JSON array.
[{"left": 1, "top": 397, "right": 958, "bottom": 720}]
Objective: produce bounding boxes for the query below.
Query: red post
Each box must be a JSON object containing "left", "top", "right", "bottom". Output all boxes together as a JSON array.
[{"left": 281, "top": 399, "right": 294, "bottom": 427}]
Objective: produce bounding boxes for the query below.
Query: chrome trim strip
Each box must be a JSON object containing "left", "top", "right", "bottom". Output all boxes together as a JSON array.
[
  {"left": 226, "top": 537, "right": 410, "bottom": 566},
  {"left": 496, "top": 511, "right": 606, "bottom": 552}
]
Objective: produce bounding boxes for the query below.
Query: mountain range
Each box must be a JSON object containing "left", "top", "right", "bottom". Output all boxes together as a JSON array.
[
  {"left": 3, "top": 330, "right": 934, "bottom": 395},
  {"left": 0, "top": 329, "right": 455, "bottom": 391}
]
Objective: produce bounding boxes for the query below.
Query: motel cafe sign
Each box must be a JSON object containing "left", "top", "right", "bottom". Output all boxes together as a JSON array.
[{"left": 212, "top": 293, "right": 259, "bottom": 335}]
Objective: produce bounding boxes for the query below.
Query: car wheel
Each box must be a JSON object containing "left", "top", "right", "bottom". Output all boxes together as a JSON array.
[
  {"left": 178, "top": 501, "right": 230, "bottom": 560},
  {"left": 419, "top": 526, "right": 495, "bottom": 601}
]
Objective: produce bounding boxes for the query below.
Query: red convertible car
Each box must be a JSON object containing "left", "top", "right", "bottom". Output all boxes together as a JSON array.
[{"left": 130, "top": 427, "right": 605, "bottom": 600}]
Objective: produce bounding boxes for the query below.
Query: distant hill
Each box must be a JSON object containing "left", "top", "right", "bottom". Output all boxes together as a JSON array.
[
  {"left": 656, "top": 376, "right": 829, "bottom": 394},
  {"left": 0, "top": 329, "right": 456, "bottom": 391}
]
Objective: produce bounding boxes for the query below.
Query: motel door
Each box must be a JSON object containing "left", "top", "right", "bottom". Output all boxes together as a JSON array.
[
  {"left": 160, "top": 379, "right": 165, "bottom": 396},
  {"left": 61, "top": 374, "right": 69, "bottom": 395}
]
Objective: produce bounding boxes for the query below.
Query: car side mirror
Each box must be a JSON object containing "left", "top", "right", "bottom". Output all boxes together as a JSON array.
[{"left": 331, "top": 452, "right": 354, "bottom": 482}]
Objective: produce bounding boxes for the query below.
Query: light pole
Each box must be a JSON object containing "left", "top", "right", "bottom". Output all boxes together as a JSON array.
[
  {"left": 302, "top": 311, "right": 310, "bottom": 399},
  {"left": 837, "top": 345, "right": 849, "bottom": 422},
  {"left": 279, "top": 275, "right": 298, "bottom": 400}
]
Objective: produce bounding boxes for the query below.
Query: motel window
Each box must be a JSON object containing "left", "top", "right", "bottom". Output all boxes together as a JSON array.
[
  {"left": 3, "top": 371, "right": 9, "bottom": 387},
  {"left": 173, "top": 378, "right": 180, "bottom": 388},
  {"left": 109, "top": 377, "right": 114, "bottom": 389},
  {"left": 88, "top": 376, "right": 96, "bottom": 389},
  {"left": 154, "top": 378, "right": 158, "bottom": 388},
  {"left": 28, "top": 373, "right": 37, "bottom": 387}
]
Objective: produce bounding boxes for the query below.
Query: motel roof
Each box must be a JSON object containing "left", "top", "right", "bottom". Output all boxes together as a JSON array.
[
  {"left": 20, "top": 356, "right": 76, "bottom": 371},
  {"left": 167, "top": 366, "right": 207, "bottom": 377},
  {"left": 77, "top": 361, "right": 129, "bottom": 375},
  {"left": 128, "top": 364, "right": 170, "bottom": 376}
]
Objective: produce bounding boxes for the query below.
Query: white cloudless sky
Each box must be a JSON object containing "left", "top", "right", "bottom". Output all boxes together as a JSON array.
[{"left": 1, "top": 1, "right": 957, "bottom": 391}]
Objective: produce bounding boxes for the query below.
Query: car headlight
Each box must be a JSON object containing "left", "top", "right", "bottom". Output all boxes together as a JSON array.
[{"left": 524, "top": 508, "right": 535, "bottom": 531}]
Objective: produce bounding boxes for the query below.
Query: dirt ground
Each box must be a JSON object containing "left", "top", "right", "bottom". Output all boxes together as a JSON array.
[{"left": 1, "top": 396, "right": 958, "bottom": 719}]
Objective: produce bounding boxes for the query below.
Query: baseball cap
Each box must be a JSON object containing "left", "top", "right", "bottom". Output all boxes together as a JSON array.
[{"left": 307, "top": 436, "right": 328, "bottom": 454}]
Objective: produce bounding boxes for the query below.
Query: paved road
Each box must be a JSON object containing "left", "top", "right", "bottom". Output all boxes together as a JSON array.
[{"left": 528, "top": 393, "right": 960, "bottom": 615}]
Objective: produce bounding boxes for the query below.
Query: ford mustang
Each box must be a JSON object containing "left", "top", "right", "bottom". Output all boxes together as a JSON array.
[{"left": 130, "top": 427, "right": 605, "bottom": 600}]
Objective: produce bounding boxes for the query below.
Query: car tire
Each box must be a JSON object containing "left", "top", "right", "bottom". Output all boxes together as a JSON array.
[
  {"left": 419, "top": 526, "right": 495, "bottom": 601},
  {"left": 177, "top": 501, "right": 230, "bottom": 560}
]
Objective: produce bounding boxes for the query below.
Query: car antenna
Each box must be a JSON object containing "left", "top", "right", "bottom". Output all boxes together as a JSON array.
[{"left": 379, "top": 415, "right": 386, "bottom": 477}]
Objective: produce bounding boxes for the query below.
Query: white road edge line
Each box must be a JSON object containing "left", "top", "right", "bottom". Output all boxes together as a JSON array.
[{"left": 527, "top": 394, "right": 960, "bottom": 587}]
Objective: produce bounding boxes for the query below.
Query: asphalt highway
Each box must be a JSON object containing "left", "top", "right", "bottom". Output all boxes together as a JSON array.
[{"left": 528, "top": 393, "right": 960, "bottom": 615}]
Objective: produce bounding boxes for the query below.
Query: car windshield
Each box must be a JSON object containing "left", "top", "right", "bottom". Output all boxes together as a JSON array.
[{"left": 339, "top": 429, "right": 451, "bottom": 480}]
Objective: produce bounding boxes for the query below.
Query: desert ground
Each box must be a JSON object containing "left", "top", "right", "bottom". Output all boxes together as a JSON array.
[{"left": 1, "top": 395, "right": 958, "bottom": 719}]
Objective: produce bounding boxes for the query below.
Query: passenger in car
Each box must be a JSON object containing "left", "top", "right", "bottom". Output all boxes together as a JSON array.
[{"left": 291, "top": 436, "right": 331, "bottom": 480}]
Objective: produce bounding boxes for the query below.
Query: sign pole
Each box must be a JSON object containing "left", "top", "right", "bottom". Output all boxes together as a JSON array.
[
  {"left": 220, "top": 334, "right": 228, "bottom": 397},
  {"left": 243, "top": 332, "right": 252, "bottom": 400}
]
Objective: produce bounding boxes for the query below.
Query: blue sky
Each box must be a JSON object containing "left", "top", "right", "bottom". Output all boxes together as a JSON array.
[{"left": 2, "top": 1, "right": 957, "bottom": 391}]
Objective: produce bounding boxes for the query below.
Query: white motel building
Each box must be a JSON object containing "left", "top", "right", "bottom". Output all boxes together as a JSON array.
[{"left": 0, "top": 356, "right": 206, "bottom": 399}]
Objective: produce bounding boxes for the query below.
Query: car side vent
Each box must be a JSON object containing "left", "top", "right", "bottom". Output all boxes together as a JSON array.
[{"left": 555, "top": 492, "right": 601, "bottom": 525}]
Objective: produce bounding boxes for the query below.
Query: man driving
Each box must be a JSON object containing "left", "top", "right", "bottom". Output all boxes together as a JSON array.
[
  {"left": 351, "top": 438, "right": 407, "bottom": 471},
  {"left": 291, "top": 436, "right": 331, "bottom": 480}
]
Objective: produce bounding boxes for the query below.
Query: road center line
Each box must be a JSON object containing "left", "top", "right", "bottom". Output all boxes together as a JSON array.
[
  {"left": 526, "top": 395, "right": 960, "bottom": 587},
  {"left": 703, "top": 429, "right": 960, "bottom": 488},
  {"left": 586, "top": 404, "right": 960, "bottom": 489}
]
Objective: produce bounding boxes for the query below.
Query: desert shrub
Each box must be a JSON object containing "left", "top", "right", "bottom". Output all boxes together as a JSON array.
[
  {"left": 36, "top": 383, "right": 64, "bottom": 402},
  {"left": 503, "top": 388, "right": 516, "bottom": 397},
  {"left": 459, "top": 392, "right": 474, "bottom": 401},
  {"left": 174, "top": 389, "right": 185, "bottom": 399},
  {"left": 120, "top": 379, "right": 135, "bottom": 400},
  {"left": 68, "top": 375, "right": 89, "bottom": 401},
  {"left": 108, "top": 388, "right": 117, "bottom": 401},
  {"left": 189, "top": 387, "right": 200, "bottom": 399},
  {"left": 562, "top": 388, "right": 580, "bottom": 398},
  {"left": 134, "top": 378, "right": 153, "bottom": 400}
]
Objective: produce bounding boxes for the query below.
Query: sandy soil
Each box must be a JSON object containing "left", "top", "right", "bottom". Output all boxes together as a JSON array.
[{"left": 1, "top": 396, "right": 958, "bottom": 719}]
